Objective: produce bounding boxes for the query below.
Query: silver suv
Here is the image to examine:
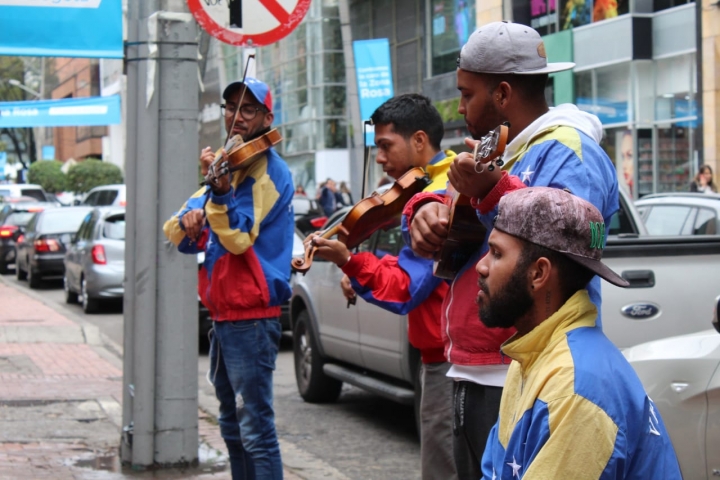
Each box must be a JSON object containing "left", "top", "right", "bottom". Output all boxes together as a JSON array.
[{"left": 289, "top": 207, "right": 421, "bottom": 412}]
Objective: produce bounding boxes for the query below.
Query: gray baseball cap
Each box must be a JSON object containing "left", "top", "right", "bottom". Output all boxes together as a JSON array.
[
  {"left": 494, "top": 187, "right": 629, "bottom": 287},
  {"left": 457, "top": 21, "right": 575, "bottom": 75}
]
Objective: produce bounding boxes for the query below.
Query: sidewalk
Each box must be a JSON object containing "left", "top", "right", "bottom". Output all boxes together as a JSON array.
[{"left": 0, "top": 277, "right": 305, "bottom": 480}]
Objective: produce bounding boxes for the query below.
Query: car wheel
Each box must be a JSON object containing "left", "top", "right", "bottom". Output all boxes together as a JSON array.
[
  {"left": 293, "top": 309, "right": 342, "bottom": 403},
  {"left": 15, "top": 258, "right": 26, "bottom": 281},
  {"left": 27, "top": 266, "right": 41, "bottom": 289},
  {"left": 0, "top": 262, "right": 8, "bottom": 275},
  {"left": 64, "top": 276, "right": 79, "bottom": 304},
  {"left": 81, "top": 277, "right": 100, "bottom": 314}
]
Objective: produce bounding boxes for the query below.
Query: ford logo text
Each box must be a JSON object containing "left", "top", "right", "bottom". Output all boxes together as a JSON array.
[{"left": 621, "top": 303, "right": 660, "bottom": 320}]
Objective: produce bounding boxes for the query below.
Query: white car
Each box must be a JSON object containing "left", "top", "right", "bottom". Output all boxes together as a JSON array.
[
  {"left": 635, "top": 192, "right": 720, "bottom": 235},
  {"left": 623, "top": 295, "right": 720, "bottom": 479},
  {"left": 80, "top": 184, "right": 126, "bottom": 207}
]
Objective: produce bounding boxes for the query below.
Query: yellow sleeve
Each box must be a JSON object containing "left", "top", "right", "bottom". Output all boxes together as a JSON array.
[{"left": 163, "top": 186, "right": 208, "bottom": 247}]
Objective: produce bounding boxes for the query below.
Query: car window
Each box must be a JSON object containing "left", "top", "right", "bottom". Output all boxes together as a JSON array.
[
  {"left": 97, "top": 190, "right": 118, "bottom": 206},
  {"left": 75, "top": 213, "right": 93, "bottom": 241},
  {"left": 644, "top": 205, "right": 694, "bottom": 235},
  {"left": 5, "top": 212, "right": 34, "bottom": 227},
  {"left": 374, "top": 227, "right": 403, "bottom": 258},
  {"left": 102, "top": 215, "right": 125, "bottom": 240},
  {"left": 24, "top": 214, "right": 38, "bottom": 233},
  {"left": 83, "top": 192, "right": 100, "bottom": 206},
  {"left": 693, "top": 207, "right": 717, "bottom": 235},
  {"left": 39, "top": 210, "right": 93, "bottom": 234},
  {"left": 0, "top": 189, "right": 11, "bottom": 198},
  {"left": 609, "top": 196, "right": 638, "bottom": 236},
  {"left": 20, "top": 188, "right": 46, "bottom": 202}
]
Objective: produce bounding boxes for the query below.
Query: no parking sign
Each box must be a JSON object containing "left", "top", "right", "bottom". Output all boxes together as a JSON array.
[{"left": 187, "top": 0, "right": 311, "bottom": 47}]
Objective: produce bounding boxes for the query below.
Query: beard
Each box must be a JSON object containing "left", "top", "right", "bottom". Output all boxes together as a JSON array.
[{"left": 478, "top": 266, "right": 534, "bottom": 329}]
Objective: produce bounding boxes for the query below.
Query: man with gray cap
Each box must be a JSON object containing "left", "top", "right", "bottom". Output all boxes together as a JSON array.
[
  {"left": 405, "top": 21, "right": 620, "bottom": 478},
  {"left": 477, "top": 187, "right": 681, "bottom": 479},
  {"left": 163, "top": 77, "right": 293, "bottom": 479}
]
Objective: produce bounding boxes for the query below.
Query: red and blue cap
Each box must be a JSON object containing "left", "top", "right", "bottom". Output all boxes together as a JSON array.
[{"left": 223, "top": 77, "right": 273, "bottom": 112}]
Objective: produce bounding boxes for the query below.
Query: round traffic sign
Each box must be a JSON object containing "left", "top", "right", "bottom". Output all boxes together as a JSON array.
[{"left": 187, "top": 0, "right": 311, "bottom": 47}]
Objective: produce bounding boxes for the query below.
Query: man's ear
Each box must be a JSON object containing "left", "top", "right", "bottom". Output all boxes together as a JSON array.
[
  {"left": 528, "top": 257, "right": 552, "bottom": 291},
  {"left": 412, "top": 130, "right": 428, "bottom": 152},
  {"left": 263, "top": 111, "right": 274, "bottom": 129}
]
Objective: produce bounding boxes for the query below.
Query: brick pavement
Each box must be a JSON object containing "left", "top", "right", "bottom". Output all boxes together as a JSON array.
[{"left": 0, "top": 281, "right": 304, "bottom": 480}]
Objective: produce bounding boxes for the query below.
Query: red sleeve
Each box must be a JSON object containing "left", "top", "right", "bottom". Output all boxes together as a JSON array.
[
  {"left": 471, "top": 172, "right": 527, "bottom": 214},
  {"left": 342, "top": 252, "right": 411, "bottom": 304},
  {"left": 402, "top": 191, "right": 447, "bottom": 234}
]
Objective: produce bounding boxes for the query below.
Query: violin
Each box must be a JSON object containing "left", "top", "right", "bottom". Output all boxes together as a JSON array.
[
  {"left": 433, "top": 123, "right": 509, "bottom": 279},
  {"left": 202, "top": 128, "right": 282, "bottom": 187},
  {"left": 291, "top": 166, "right": 431, "bottom": 275}
]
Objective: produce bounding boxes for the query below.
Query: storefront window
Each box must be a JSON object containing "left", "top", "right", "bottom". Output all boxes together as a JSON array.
[
  {"left": 575, "top": 63, "right": 630, "bottom": 125},
  {"left": 559, "top": 0, "right": 628, "bottom": 30},
  {"left": 657, "top": 125, "right": 692, "bottom": 193},
  {"left": 431, "top": 0, "right": 475, "bottom": 75}
]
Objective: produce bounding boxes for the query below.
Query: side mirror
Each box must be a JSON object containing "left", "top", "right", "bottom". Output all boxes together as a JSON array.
[{"left": 713, "top": 295, "right": 720, "bottom": 334}]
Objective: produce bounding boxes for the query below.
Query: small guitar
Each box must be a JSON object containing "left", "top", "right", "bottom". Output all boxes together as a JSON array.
[{"left": 433, "top": 124, "right": 509, "bottom": 280}]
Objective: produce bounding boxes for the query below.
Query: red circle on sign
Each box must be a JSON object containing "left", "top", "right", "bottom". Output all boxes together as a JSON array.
[{"left": 187, "top": 0, "right": 311, "bottom": 47}]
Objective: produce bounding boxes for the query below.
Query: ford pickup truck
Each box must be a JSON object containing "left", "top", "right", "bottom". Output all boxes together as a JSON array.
[{"left": 289, "top": 187, "right": 720, "bottom": 410}]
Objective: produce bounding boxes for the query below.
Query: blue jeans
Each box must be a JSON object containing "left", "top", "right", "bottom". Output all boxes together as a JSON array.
[{"left": 209, "top": 318, "right": 283, "bottom": 480}]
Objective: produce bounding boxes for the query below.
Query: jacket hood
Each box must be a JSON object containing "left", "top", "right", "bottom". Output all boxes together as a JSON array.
[{"left": 505, "top": 104, "right": 604, "bottom": 160}]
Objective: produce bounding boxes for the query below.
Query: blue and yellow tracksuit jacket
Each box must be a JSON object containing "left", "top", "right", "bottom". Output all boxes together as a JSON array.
[
  {"left": 482, "top": 291, "right": 682, "bottom": 479},
  {"left": 340, "top": 151, "right": 453, "bottom": 363},
  {"left": 163, "top": 148, "right": 294, "bottom": 321}
]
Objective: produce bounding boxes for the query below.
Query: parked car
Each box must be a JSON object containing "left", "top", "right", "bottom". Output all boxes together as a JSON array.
[
  {"left": 15, "top": 206, "right": 94, "bottom": 288},
  {"left": 0, "top": 201, "right": 57, "bottom": 274},
  {"left": 289, "top": 187, "right": 720, "bottom": 414},
  {"left": 198, "top": 227, "right": 306, "bottom": 342},
  {"left": 0, "top": 184, "right": 50, "bottom": 203},
  {"left": 293, "top": 195, "right": 326, "bottom": 236},
  {"left": 623, "top": 295, "right": 720, "bottom": 479},
  {"left": 80, "top": 184, "right": 126, "bottom": 207},
  {"left": 63, "top": 207, "right": 125, "bottom": 313},
  {"left": 635, "top": 192, "right": 720, "bottom": 235}
]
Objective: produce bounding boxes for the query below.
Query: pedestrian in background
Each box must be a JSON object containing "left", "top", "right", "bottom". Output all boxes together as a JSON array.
[
  {"left": 690, "top": 164, "right": 717, "bottom": 194},
  {"left": 163, "top": 77, "right": 293, "bottom": 480},
  {"left": 478, "top": 187, "right": 681, "bottom": 479},
  {"left": 336, "top": 181, "right": 353, "bottom": 206},
  {"left": 407, "top": 21, "right": 620, "bottom": 479},
  {"left": 318, "top": 178, "right": 338, "bottom": 215},
  {"left": 294, "top": 184, "right": 307, "bottom": 196},
  {"left": 309, "top": 93, "right": 458, "bottom": 480}
]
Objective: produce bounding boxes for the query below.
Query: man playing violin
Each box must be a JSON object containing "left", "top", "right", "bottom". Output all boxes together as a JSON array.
[
  {"left": 163, "top": 77, "right": 294, "bottom": 480},
  {"left": 404, "top": 21, "right": 621, "bottom": 479},
  {"left": 309, "top": 93, "right": 458, "bottom": 480}
]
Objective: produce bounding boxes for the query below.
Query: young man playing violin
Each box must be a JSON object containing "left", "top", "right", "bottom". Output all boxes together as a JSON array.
[
  {"left": 404, "top": 22, "right": 621, "bottom": 479},
  {"left": 309, "top": 93, "right": 458, "bottom": 480},
  {"left": 163, "top": 77, "right": 294, "bottom": 480}
]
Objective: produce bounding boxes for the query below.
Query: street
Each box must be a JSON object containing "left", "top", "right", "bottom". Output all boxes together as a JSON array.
[{"left": 2, "top": 274, "right": 422, "bottom": 479}]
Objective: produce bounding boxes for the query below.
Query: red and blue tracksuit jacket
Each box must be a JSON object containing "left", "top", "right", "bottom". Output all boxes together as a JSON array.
[
  {"left": 163, "top": 148, "right": 295, "bottom": 321},
  {"left": 340, "top": 151, "right": 455, "bottom": 364}
]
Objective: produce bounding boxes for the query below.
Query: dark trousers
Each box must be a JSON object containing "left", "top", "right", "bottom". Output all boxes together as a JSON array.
[{"left": 452, "top": 380, "right": 503, "bottom": 480}]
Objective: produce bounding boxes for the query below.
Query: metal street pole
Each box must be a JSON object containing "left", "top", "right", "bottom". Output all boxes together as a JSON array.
[{"left": 122, "top": 0, "right": 200, "bottom": 468}]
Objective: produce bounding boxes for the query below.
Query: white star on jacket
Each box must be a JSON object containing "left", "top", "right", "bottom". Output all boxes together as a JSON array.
[
  {"left": 507, "top": 456, "right": 522, "bottom": 477},
  {"left": 520, "top": 166, "right": 535, "bottom": 183}
]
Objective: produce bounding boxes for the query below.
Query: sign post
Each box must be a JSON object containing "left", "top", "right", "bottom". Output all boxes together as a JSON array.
[{"left": 187, "top": 0, "right": 311, "bottom": 46}]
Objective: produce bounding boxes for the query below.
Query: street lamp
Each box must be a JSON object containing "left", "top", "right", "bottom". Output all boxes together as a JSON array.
[{"left": 8, "top": 79, "right": 41, "bottom": 99}]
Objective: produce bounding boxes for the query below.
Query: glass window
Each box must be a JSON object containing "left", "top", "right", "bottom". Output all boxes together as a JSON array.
[
  {"left": 83, "top": 192, "right": 100, "bottom": 206},
  {"left": 5, "top": 212, "right": 34, "bottom": 227},
  {"left": 40, "top": 210, "right": 92, "bottom": 234},
  {"left": 19, "top": 188, "right": 46, "bottom": 202},
  {"left": 657, "top": 126, "right": 691, "bottom": 193},
  {"left": 693, "top": 208, "right": 717, "bottom": 235},
  {"left": 431, "top": 0, "right": 475, "bottom": 75},
  {"left": 643, "top": 205, "right": 694, "bottom": 235},
  {"left": 324, "top": 119, "right": 347, "bottom": 149},
  {"left": 103, "top": 215, "right": 125, "bottom": 240},
  {"left": 576, "top": 64, "right": 630, "bottom": 125},
  {"left": 374, "top": 226, "right": 403, "bottom": 258},
  {"left": 655, "top": 55, "right": 696, "bottom": 123}
]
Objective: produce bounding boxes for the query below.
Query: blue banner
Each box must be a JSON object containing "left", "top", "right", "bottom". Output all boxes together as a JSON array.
[
  {"left": 0, "top": 152, "right": 6, "bottom": 181},
  {"left": 0, "top": 95, "right": 121, "bottom": 128},
  {"left": 353, "top": 39, "right": 394, "bottom": 144},
  {"left": 0, "top": 0, "right": 123, "bottom": 58}
]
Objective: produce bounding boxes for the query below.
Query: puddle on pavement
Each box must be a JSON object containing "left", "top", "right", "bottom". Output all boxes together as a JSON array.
[{"left": 65, "top": 442, "right": 228, "bottom": 477}]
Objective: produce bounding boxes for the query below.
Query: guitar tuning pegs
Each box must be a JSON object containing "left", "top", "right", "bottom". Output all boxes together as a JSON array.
[
  {"left": 488, "top": 163, "right": 495, "bottom": 172},
  {"left": 495, "top": 159, "right": 504, "bottom": 167}
]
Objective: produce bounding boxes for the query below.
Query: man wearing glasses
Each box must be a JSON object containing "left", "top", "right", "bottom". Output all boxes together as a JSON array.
[{"left": 163, "top": 77, "right": 294, "bottom": 479}]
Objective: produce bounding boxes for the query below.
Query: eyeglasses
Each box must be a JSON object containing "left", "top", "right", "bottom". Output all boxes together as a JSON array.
[{"left": 220, "top": 103, "right": 267, "bottom": 120}]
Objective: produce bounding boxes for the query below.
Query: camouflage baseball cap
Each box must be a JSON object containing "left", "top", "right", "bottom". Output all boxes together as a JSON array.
[{"left": 494, "top": 187, "right": 629, "bottom": 287}]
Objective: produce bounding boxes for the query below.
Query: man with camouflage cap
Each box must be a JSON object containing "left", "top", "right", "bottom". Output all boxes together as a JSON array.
[{"left": 477, "top": 187, "right": 681, "bottom": 479}]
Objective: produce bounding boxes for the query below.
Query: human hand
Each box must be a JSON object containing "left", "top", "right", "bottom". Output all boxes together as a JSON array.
[
  {"left": 410, "top": 202, "right": 450, "bottom": 260},
  {"left": 307, "top": 235, "right": 351, "bottom": 267},
  {"left": 447, "top": 138, "right": 503, "bottom": 200},
  {"left": 340, "top": 274, "right": 357, "bottom": 303},
  {"left": 181, "top": 208, "right": 205, "bottom": 241},
  {"left": 207, "top": 149, "right": 231, "bottom": 195},
  {"left": 200, "top": 146, "right": 215, "bottom": 176}
]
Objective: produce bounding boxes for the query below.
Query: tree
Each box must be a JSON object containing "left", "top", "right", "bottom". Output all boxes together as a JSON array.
[
  {"left": 0, "top": 57, "right": 37, "bottom": 169},
  {"left": 66, "top": 159, "right": 123, "bottom": 193},
  {"left": 28, "top": 160, "right": 67, "bottom": 193}
]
